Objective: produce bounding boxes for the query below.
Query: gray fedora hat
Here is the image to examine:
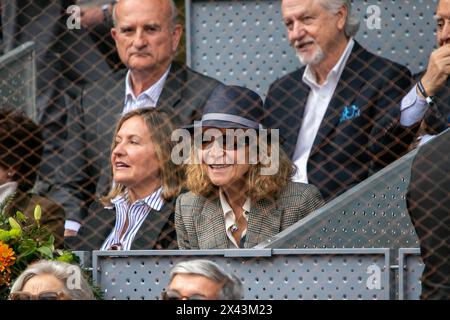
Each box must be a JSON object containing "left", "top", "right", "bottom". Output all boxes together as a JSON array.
[{"left": 189, "top": 84, "right": 266, "bottom": 130}]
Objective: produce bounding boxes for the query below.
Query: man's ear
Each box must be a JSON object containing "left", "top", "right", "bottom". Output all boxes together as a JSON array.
[
  {"left": 111, "top": 27, "right": 118, "bottom": 43},
  {"left": 336, "top": 5, "right": 348, "bottom": 31},
  {"left": 171, "top": 24, "right": 183, "bottom": 53}
]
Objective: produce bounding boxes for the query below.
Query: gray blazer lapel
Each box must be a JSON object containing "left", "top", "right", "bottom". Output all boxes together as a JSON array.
[
  {"left": 194, "top": 197, "right": 228, "bottom": 249},
  {"left": 157, "top": 63, "right": 184, "bottom": 111},
  {"left": 245, "top": 199, "right": 282, "bottom": 248}
]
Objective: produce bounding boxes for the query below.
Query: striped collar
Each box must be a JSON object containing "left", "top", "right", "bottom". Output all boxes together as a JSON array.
[
  {"left": 111, "top": 187, "right": 165, "bottom": 211},
  {"left": 123, "top": 66, "right": 170, "bottom": 113}
]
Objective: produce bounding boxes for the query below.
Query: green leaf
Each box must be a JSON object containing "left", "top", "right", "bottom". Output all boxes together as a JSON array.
[
  {"left": 37, "top": 246, "right": 53, "bottom": 258},
  {"left": 33, "top": 205, "right": 42, "bottom": 222},
  {"left": 8, "top": 217, "right": 21, "bottom": 230},
  {"left": 0, "top": 229, "right": 11, "bottom": 241},
  {"left": 15, "top": 211, "right": 27, "bottom": 223}
]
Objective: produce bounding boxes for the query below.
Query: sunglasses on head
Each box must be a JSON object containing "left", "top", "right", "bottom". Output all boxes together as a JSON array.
[
  {"left": 161, "top": 290, "right": 206, "bottom": 301},
  {"left": 10, "top": 290, "right": 68, "bottom": 300}
]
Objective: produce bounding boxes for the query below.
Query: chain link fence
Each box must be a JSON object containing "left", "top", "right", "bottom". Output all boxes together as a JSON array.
[{"left": 0, "top": 0, "right": 448, "bottom": 300}]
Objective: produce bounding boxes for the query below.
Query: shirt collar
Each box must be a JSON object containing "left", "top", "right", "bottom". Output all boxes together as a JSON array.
[
  {"left": 302, "top": 38, "right": 355, "bottom": 89},
  {"left": 219, "top": 189, "right": 251, "bottom": 217},
  {"left": 0, "top": 181, "right": 18, "bottom": 205},
  {"left": 124, "top": 65, "right": 171, "bottom": 105},
  {"left": 111, "top": 187, "right": 165, "bottom": 211}
]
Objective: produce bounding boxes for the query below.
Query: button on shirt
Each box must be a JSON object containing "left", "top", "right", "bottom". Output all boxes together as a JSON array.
[
  {"left": 100, "top": 187, "right": 165, "bottom": 251},
  {"left": 123, "top": 67, "right": 170, "bottom": 114},
  {"left": 219, "top": 190, "right": 251, "bottom": 248}
]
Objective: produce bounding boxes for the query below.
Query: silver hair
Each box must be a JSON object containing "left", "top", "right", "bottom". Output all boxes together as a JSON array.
[
  {"left": 170, "top": 259, "right": 244, "bottom": 300},
  {"left": 9, "top": 260, "right": 94, "bottom": 300},
  {"left": 318, "top": 0, "right": 360, "bottom": 37},
  {"left": 112, "top": 0, "right": 179, "bottom": 29}
]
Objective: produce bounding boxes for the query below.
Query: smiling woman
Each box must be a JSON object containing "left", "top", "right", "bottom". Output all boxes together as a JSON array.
[
  {"left": 71, "top": 108, "right": 184, "bottom": 251},
  {"left": 175, "top": 85, "right": 325, "bottom": 249}
]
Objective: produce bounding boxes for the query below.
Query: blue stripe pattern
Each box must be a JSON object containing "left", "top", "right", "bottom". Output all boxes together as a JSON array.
[{"left": 100, "top": 187, "right": 164, "bottom": 251}]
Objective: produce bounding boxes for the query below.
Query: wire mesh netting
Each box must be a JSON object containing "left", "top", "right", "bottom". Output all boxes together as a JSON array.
[{"left": 0, "top": 0, "right": 448, "bottom": 300}]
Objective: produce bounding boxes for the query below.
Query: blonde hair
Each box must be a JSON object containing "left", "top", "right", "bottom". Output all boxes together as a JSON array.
[
  {"left": 101, "top": 108, "right": 184, "bottom": 206},
  {"left": 185, "top": 137, "right": 294, "bottom": 202}
]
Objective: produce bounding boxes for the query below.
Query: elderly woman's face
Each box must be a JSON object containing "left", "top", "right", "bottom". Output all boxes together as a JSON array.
[
  {"left": 20, "top": 274, "right": 66, "bottom": 299},
  {"left": 111, "top": 116, "right": 160, "bottom": 191},
  {"left": 200, "top": 128, "right": 251, "bottom": 190}
]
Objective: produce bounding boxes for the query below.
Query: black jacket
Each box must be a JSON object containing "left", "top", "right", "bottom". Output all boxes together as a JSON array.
[{"left": 264, "top": 41, "right": 416, "bottom": 201}]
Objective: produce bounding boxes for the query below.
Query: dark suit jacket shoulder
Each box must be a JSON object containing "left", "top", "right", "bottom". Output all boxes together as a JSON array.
[
  {"left": 4, "top": 191, "right": 65, "bottom": 248},
  {"left": 67, "top": 198, "right": 178, "bottom": 251},
  {"left": 175, "top": 181, "right": 324, "bottom": 249},
  {"left": 264, "top": 41, "right": 415, "bottom": 201}
]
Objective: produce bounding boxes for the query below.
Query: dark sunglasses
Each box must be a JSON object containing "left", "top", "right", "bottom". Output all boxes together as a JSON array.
[
  {"left": 200, "top": 135, "right": 250, "bottom": 150},
  {"left": 10, "top": 290, "right": 68, "bottom": 300},
  {"left": 161, "top": 290, "right": 206, "bottom": 301}
]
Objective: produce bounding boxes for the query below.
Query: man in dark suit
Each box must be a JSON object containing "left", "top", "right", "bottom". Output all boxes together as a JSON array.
[
  {"left": 0, "top": 0, "right": 112, "bottom": 192},
  {"left": 405, "top": 0, "right": 450, "bottom": 144},
  {"left": 47, "top": 0, "right": 221, "bottom": 236},
  {"left": 406, "top": 129, "right": 449, "bottom": 300},
  {"left": 264, "top": 0, "right": 418, "bottom": 201}
]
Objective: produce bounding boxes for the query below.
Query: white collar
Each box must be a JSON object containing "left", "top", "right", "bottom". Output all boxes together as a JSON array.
[
  {"left": 219, "top": 189, "right": 251, "bottom": 217},
  {"left": 0, "top": 181, "right": 18, "bottom": 205},
  {"left": 303, "top": 38, "right": 355, "bottom": 89},
  {"left": 124, "top": 66, "right": 171, "bottom": 104}
]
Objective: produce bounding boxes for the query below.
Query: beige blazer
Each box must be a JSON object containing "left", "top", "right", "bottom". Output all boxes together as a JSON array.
[{"left": 175, "top": 182, "right": 324, "bottom": 249}]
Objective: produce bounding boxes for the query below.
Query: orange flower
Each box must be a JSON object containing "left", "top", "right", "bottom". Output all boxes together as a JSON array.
[{"left": 0, "top": 241, "right": 15, "bottom": 273}]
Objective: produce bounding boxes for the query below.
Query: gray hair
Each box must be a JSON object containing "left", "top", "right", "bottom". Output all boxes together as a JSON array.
[
  {"left": 10, "top": 260, "right": 94, "bottom": 300},
  {"left": 170, "top": 260, "right": 244, "bottom": 300},
  {"left": 318, "top": 0, "right": 360, "bottom": 37},
  {"left": 112, "top": 0, "right": 179, "bottom": 29}
]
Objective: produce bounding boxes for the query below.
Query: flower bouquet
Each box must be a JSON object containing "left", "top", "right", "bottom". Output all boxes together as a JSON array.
[{"left": 0, "top": 202, "right": 79, "bottom": 300}]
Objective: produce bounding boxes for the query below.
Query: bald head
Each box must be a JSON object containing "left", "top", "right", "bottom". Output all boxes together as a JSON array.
[{"left": 113, "top": 0, "right": 179, "bottom": 29}]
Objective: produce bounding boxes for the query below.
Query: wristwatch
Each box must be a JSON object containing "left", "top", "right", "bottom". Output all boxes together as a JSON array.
[{"left": 417, "top": 80, "right": 436, "bottom": 106}]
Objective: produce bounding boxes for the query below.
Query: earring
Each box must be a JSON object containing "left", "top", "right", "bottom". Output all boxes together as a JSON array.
[{"left": 7, "top": 171, "right": 13, "bottom": 177}]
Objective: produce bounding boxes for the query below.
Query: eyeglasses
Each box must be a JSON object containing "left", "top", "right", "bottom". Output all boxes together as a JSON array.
[
  {"left": 161, "top": 290, "right": 206, "bottom": 300},
  {"left": 200, "top": 135, "right": 250, "bottom": 150},
  {"left": 10, "top": 290, "right": 68, "bottom": 300}
]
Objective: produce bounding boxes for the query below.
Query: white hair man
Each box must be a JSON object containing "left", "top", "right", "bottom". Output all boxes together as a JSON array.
[
  {"left": 163, "top": 259, "right": 243, "bottom": 300},
  {"left": 264, "top": 0, "right": 421, "bottom": 201}
]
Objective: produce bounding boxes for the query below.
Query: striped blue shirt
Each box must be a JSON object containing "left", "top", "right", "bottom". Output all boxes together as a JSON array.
[
  {"left": 122, "top": 67, "right": 170, "bottom": 114},
  {"left": 100, "top": 187, "right": 165, "bottom": 251}
]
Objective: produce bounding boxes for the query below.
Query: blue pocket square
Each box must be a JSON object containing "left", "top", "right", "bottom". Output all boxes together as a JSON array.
[{"left": 339, "top": 105, "right": 361, "bottom": 124}]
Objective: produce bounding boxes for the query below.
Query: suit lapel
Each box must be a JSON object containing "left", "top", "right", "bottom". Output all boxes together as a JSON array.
[
  {"left": 194, "top": 197, "right": 228, "bottom": 249},
  {"left": 310, "top": 42, "right": 369, "bottom": 156},
  {"left": 245, "top": 198, "right": 282, "bottom": 248},
  {"left": 132, "top": 201, "right": 175, "bottom": 250},
  {"left": 157, "top": 63, "right": 184, "bottom": 111},
  {"left": 287, "top": 78, "right": 310, "bottom": 157}
]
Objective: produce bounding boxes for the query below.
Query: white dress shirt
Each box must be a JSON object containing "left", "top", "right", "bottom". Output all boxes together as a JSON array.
[
  {"left": 100, "top": 187, "right": 165, "bottom": 251},
  {"left": 219, "top": 189, "right": 251, "bottom": 248},
  {"left": 64, "top": 66, "right": 171, "bottom": 233},
  {"left": 292, "top": 38, "right": 429, "bottom": 183},
  {"left": 123, "top": 67, "right": 170, "bottom": 114},
  {"left": 292, "top": 39, "right": 355, "bottom": 183}
]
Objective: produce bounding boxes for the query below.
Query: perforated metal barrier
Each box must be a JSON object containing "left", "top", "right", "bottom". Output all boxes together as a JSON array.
[
  {"left": 186, "top": 0, "right": 438, "bottom": 97},
  {"left": 92, "top": 249, "right": 390, "bottom": 300},
  {"left": 255, "top": 147, "right": 420, "bottom": 250},
  {"left": 398, "top": 248, "right": 424, "bottom": 300},
  {"left": 0, "top": 41, "right": 36, "bottom": 121}
]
